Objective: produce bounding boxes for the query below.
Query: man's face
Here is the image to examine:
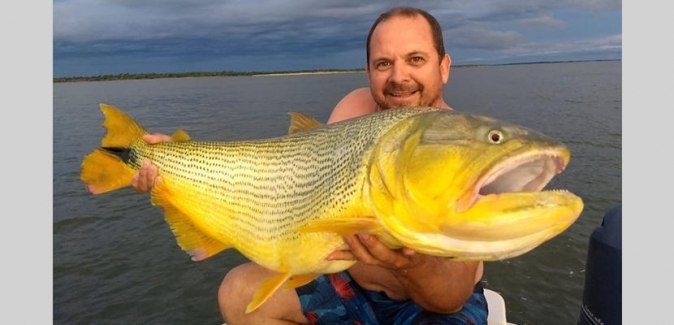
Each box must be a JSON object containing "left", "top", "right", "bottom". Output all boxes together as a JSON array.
[{"left": 367, "top": 15, "right": 450, "bottom": 110}]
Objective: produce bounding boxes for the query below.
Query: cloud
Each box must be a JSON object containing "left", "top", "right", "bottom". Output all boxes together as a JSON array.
[
  {"left": 564, "top": 0, "right": 622, "bottom": 11},
  {"left": 54, "top": 0, "right": 388, "bottom": 43},
  {"left": 519, "top": 14, "right": 568, "bottom": 29},
  {"left": 444, "top": 23, "right": 524, "bottom": 50},
  {"left": 502, "top": 34, "right": 622, "bottom": 58}
]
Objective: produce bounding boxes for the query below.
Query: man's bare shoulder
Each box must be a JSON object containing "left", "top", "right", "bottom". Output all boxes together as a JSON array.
[{"left": 327, "top": 88, "right": 379, "bottom": 124}]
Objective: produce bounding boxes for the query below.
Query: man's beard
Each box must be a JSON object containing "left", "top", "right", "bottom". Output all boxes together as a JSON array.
[{"left": 375, "top": 82, "right": 426, "bottom": 110}]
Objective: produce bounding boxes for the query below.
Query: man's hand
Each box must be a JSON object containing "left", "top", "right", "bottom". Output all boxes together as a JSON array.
[
  {"left": 327, "top": 233, "right": 423, "bottom": 272},
  {"left": 130, "top": 133, "right": 172, "bottom": 193}
]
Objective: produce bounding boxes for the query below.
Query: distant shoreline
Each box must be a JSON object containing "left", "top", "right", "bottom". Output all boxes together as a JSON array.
[
  {"left": 53, "top": 59, "right": 619, "bottom": 83},
  {"left": 251, "top": 70, "right": 363, "bottom": 77}
]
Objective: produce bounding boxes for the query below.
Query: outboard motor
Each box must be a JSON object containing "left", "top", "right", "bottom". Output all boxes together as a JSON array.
[{"left": 577, "top": 204, "right": 622, "bottom": 325}]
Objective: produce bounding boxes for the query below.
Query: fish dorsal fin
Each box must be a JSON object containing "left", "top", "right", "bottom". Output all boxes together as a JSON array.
[
  {"left": 171, "top": 129, "right": 191, "bottom": 142},
  {"left": 287, "top": 112, "right": 323, "bottom": 134}
]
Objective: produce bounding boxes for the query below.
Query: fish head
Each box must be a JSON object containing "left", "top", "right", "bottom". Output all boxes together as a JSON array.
[{"left": 367, "top": 109, "right": 584, "bottom": 260}]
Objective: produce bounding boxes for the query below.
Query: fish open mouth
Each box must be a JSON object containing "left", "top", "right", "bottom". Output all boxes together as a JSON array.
[{"left": 457, "top": 149, "right": 569, "bottom": 212}]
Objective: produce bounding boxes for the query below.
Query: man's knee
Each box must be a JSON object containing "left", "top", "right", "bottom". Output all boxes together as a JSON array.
[
  {"left": 218, "top": 263, "right": 308, "bottom": 324},
  {"left": 218, "top": 263, "right": 255, "bottom": 313}
]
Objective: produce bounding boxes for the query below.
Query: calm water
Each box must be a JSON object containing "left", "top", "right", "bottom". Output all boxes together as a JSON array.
[{"left": 53, "top": 61, "right": 622, "bottom": 325}]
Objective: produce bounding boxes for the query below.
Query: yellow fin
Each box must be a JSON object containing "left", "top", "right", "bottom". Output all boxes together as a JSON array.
[
  {"left": 283, "top": 274, "right": 320, "bottom": 290},
  {"left": 80, "top": 149, "right": 137, "bottom": 194},
  {"left": 171, "top": 129, "right": 191, "bottom": 142},
  {"left": 151, "top": 179, "right": 230, "bottom": 261},
  {"left": 81, "top": 104, "right": 151, "bottom": 194},
  {"left": 99, "top": 103, "right": 149, "bottom": 147},
  {"left": 294, "top": 218, "right": 382, "bottom": 236},
  {"left": 246, "top": 272, "right": 292, "bottom": 313},
  {"left": 287, "top": 112, "right": 323, "bottom": 134}
]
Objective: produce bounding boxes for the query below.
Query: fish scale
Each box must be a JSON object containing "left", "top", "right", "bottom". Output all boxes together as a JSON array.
[{"left": 115, "top": 107, "right": 432, "bottom": 260}]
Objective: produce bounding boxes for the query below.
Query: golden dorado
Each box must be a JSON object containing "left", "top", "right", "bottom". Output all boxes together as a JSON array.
[{"left": 80, "top": 103, "right": 583, "bottom": 313}]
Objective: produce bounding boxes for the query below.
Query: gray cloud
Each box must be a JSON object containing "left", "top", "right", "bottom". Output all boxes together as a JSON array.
[
  {"left": 518, "top": 14, "right": 568, "bottom": 29},
  {"left": 502, "top": 34, "right": 622, "bottom": 58},
  {"left": 564, "top": 0, "right": 621, "bottom": 11},
  {"left": 443, "top": 23, "right": 524, "bottom": 50}
]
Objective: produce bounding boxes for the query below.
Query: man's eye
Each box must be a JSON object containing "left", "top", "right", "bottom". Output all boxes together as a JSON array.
[
  {"left": 410, "top": 57, "right": 424, "bottom": 64},
  {"left": 376, "top": 61, "right": 390, "bottom": 68}
]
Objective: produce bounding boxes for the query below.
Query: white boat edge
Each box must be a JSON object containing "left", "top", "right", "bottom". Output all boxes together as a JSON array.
[{"left": 484, "top": 288, "right": 517, "bottom": 325}]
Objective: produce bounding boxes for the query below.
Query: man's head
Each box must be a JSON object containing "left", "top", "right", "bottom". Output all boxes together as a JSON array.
[{"left": 366, "top": 7, "right": 451, "bottom": 111}]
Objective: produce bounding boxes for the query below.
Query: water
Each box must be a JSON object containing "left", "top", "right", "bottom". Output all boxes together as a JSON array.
[{"left": 53, "top": 61, "right": 622, "bottom": 325}]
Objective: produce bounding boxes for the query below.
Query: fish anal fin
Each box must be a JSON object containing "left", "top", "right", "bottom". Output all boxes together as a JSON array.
[
  {"left": 294, "top": 218, "right": 382, "bottom": 236},
  {"left": 287, "top": 112, "right": 323, "bottom": 134},
  {"left": 151, "top": 180, "right": 230, "bottom": 261},
  {"left": 284, "top": 274, "right": 320, "bottom": 290},
  {"left": 99, "top": 103, "right": 149, "bottom": 147},
  {"left": 80, "top": 149, "right": 136, "bottom": 194},
  {"left": 246, "top": 272, "right": 293, "bottom": 313},
  {"left": 171, "top": 129, "right": 192, "bottom": 142}
]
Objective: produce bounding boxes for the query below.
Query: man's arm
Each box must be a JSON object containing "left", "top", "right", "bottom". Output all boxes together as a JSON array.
[
  {"left": 326, "top": 88, "right": 379, "bottom": 124},
  {"left": 330, "top": 234, "right": 480, "bottom": 313}
]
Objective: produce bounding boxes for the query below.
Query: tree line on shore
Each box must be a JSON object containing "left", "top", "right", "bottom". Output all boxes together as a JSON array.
[
  {"left": 53, "top": 60, "right": 617, "bottom": 83},
  {"left": 53, "top": 68, "right": 366, "bottom": 83}
]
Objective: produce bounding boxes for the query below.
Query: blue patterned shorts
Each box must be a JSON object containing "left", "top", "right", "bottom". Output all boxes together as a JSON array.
[{"left": 296, "top": 271, "right": 488, "bottom": 325}]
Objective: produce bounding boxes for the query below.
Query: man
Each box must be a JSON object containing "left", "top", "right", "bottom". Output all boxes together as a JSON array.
[{"left": 132, "top": 6, "right": 487, "bottom": 325}]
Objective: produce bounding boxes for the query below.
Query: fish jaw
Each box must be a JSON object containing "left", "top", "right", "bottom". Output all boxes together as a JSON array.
[
  {"left": 445, "top": 190, "right": 584, "bottom": 240},
  {"left": 392, "top": 143, "right": 582, "bottom": 260},
  {"left": 378, "top": 190, "right": 583, "bottom": 260},
  {"left": 455, "top": 146, "right": 571, "bottom": 213}
]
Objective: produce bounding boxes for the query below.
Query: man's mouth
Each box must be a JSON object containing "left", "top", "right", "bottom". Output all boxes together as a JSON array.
[{"left": 389, "top": 90, "right": 418, "bottom": 98}]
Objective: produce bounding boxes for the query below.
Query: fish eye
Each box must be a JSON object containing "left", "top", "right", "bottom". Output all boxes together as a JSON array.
[{"left": 487, "top": 130, "right": 504, "bottom": 144}]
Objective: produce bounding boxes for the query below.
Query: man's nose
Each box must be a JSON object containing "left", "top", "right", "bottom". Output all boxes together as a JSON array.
[{"left": 389, "top": 62, "right": 411, "bottom": 83}]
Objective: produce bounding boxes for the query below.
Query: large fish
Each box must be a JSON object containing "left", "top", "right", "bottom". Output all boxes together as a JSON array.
[{"left": 80, "top": 103, "right": 583, "bottom": 313}]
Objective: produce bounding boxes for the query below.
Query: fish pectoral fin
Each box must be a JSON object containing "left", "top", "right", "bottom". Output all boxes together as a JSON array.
[
  {"left": 171, "top": 129, "right": 191, "bottom": 142},
  {"left": 284, "top": 274, "right": 320, "bottom": 290},
  {"left": 246, "top": 272, "right": 293, "bottom": 314},
  {"left": 151, "top": 180, "right": 230, "bottom": 261},
  {"left": 294, "top": 218, "right": 382, "bottom": 236},
  {"left": 287, "top": 112, "right": 323, "bottom": 134}
]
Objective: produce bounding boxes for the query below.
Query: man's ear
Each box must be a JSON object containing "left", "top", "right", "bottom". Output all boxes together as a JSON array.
[{"left": 441, "top": 54, "right": 451, "bottom": 83}]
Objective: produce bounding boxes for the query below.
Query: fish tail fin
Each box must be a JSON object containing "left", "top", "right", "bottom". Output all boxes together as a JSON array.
[
  {"left": 81, "top": 149, "right": 138, "bottom": 194},
  {"left": 80, "top": 103, "right": 150, "bottom": 194},
  {"left": 99, "top": 103, "right": 150, "bottom": 147}
]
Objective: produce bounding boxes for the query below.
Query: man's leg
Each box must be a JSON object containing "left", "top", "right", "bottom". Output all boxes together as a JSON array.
[{"left": 218, "top": 262, "right": 309, "bottom": 325}]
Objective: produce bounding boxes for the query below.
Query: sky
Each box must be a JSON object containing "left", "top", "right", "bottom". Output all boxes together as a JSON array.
[{"left": 52, "top": 0, "right": 622, "bottom": 78}]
